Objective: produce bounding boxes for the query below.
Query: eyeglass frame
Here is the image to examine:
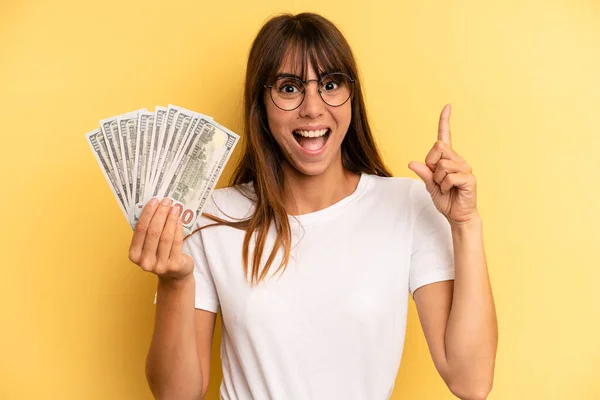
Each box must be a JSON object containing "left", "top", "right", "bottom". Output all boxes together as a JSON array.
[{"left": 263, "top": 72, "right": 356, "bottom": 111}]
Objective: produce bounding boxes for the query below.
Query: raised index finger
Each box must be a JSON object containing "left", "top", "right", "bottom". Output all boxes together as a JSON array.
[{"left": 438, "top": 103, "right": 452, "bottom": 147}]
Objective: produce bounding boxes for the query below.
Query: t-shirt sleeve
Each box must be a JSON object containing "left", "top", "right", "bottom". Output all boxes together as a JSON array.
[
  {"left": 408, "top": 180, "right": 455, "bottom": 298},
  {"left": 152, "top": 227, "right": 220, "bottom": 314}
]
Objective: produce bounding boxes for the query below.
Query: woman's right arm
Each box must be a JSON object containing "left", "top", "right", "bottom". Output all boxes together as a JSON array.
[
  {"left": 128, "top": 197, "right": 214, "bottom": 400},
  {"left": 147, "top": 275, "right": 204, "bottom": 399}
]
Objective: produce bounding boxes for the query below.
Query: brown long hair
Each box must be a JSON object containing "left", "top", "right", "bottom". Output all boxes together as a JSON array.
[{"left": 188, "top": 12, "right": 392, "bottom": 286}]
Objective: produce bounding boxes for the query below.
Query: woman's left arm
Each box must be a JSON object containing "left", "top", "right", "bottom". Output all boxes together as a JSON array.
[{"left": 408, "top": 104, "right": 498, "bottom": 400}]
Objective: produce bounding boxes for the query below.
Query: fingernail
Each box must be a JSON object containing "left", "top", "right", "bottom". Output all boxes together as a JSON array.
[
  {"left": 161, "top": 198, "right": 171, "bottom": 206},
  {"left": 149, "top": 198, "right": 158, "bottom": 207},
  {"left": 170, "top": 205, "right": 179, "bottom": 215}
]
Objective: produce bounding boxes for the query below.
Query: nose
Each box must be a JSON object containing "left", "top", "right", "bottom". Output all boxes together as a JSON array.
[{"left": 298, "top": 80, "right": 324, "bottom": 118}]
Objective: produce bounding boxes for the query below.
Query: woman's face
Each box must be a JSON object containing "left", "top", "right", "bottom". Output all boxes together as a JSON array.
[{"left": 264, "top": 55, "right": 352, "bottom": 177}]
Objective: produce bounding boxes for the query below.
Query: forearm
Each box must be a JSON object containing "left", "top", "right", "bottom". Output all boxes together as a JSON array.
[
  {"left": 445, "top": 215, "right": 498, "bottom": 398},
  {"left": 146, "top": 274, "right": 203, "bottom": 400}
]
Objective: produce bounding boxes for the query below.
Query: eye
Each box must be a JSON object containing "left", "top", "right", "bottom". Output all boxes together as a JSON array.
[
  {"left": 275, "top": 78, "right": 303, "bottom": 95},
  {"left": 281, "top": 84, "right": 301, "bottom": 93},
  {"left": 321, "top": 79, "right": 339, "bottom": 92}
]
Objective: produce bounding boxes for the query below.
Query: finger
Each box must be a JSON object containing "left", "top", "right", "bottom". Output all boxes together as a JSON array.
[
  {"left": 169, "top": 217, "right": 184, "bottom": 267},
  {"left": 425, "top": 140, "right": 464, "bottom": 171},
  {"left": 438, "top": 104, "right": 452, "bottom": 147},
  {"left": 141, "top": 197, "right": 172, "bottom": 260},
  {"left": 433, "top": 159, "right": 471, "bottom": 186},
  {"left": 408, "top": 161, "right": 435, "bottom": 189},
  {"left": 157, "top": 204, "right": 182, "bottom": 268},
  {"left": 129, "top": 197, "right": 159, "bottom": 263},
  {"left": 439, "top": 172, "right": 474, "bottom": 194}
]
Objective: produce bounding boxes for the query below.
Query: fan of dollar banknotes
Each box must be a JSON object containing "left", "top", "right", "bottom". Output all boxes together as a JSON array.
[{"left": 85, "top": 104, "right": 240, "bottom": 235}]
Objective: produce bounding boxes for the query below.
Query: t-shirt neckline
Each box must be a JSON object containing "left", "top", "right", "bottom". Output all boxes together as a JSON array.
[{"left": 287, "top": 172, "right": 370, "bottom": 227}]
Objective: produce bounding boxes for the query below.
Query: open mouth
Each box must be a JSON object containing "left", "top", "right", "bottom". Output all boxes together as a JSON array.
[{"left": 292, "top": 128, "right": 331, "bottom": 152}]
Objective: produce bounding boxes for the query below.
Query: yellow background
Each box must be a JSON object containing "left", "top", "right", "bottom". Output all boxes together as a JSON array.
[{"left": 1, "top": 0, "right": 599, "bottom": 398}]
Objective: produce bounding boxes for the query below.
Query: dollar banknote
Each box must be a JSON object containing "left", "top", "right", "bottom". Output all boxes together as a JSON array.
[
  {"left": 148, "top": 106, "right": 177, "bottom": 195},
  {"left": 158, "top": 120, "right": 239, "bottom": 235},
  {"left": 100, "top": 108, "right": 148, "bottom": 211},
  {"left": 118, "top": 110, "right": 145, "bottom": 215},
  {"left": 156, "top": 113, "right": 212, "bottom": 197},
  {"left": 85, "top": 129, "right": 129, "bottom": 221},
  {"left": 151, "top": 105, "right": 195, "bottom": 199},
  {"left": 144, "top": 106, "right": 167, "bottom": 204},
  {"left": 129, "top": 111, "right": 154, "bottom": 225},
  {"left": 87, "top": 105, "right": 239, "bottom": 234},
  {"left": 100, "top": 117, "right": 130, "bottom": 211}
]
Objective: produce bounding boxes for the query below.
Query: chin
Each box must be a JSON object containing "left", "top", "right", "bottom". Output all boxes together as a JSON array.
[{"left": 287, "top": 158, "right": 336, "bottom": 178}]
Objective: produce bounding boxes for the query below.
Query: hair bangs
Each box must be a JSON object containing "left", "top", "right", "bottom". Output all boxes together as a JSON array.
[{"left": 268, "top": 22, "right": 352, "bottom": 83}]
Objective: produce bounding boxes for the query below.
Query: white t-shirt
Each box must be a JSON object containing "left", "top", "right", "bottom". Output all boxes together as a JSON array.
[{"left": 160, "top": 172, "right": 455, "bottom": 400}]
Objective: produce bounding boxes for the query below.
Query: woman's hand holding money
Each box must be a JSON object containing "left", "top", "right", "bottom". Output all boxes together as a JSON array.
[{"left": 128, "top": 197, "right": 194, "bottom": 281}]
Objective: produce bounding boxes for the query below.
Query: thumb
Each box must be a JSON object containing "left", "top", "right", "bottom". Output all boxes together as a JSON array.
[{"left": 408, "top": 161, "right": 434, "bottom": 186}]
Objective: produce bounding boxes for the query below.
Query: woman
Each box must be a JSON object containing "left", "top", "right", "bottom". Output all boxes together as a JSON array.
[{"left": 130, "top": 12, "right": 498, "bottom": 400}]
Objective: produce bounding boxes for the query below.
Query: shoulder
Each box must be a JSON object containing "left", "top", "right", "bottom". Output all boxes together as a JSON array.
[
  {"left": 198, "top": 182, "right": 256, "bottom": 225},
  {"left": 365, "top": 174, "right": 430, "bottom": 213},
  {"left": 366, "top": 173, "right": 418, "bottom": 194}
]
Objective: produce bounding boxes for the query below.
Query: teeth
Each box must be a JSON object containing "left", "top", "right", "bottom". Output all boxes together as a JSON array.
[{"left": 293, "top": 129, "right": 328, "bottom": 138}]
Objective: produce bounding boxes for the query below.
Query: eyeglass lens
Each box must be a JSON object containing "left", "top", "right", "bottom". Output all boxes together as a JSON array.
[{"left": 270, "top": 73, "right": 353, "bottom": 110}]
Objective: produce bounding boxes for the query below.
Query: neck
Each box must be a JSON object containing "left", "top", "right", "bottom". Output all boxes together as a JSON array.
[{"left": 282, "top": 160, "right": 361, "bottom": 216}]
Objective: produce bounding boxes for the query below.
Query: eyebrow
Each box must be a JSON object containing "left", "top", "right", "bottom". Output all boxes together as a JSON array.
[
  {"left": 274, "top": 71, "right": 330, "bottom": 80},
  {"left": 275, "top": 73, "right": 303, "bottom": 80}
]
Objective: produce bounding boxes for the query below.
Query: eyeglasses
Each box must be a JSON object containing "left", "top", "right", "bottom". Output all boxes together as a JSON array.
[{"left": 264, "top": 72, "right": 355, "bottom": 111}]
